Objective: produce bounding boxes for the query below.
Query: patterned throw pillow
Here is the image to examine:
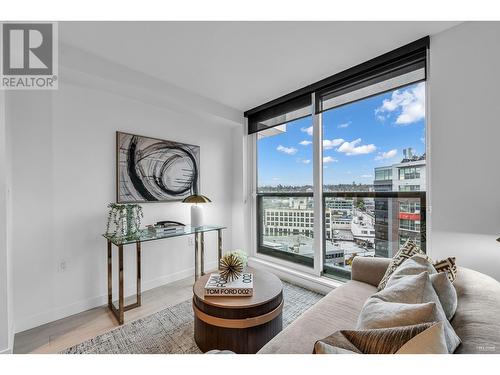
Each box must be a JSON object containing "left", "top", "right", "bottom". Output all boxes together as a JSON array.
[
  {"left": 377, "top": 239, "right": 428, "bottom": 290},
  {"left": 433, "top": 257, "right": 457, "bottom": 283},
  {"left": 313, "top": 322, "right": 443, "bottom": 354}
]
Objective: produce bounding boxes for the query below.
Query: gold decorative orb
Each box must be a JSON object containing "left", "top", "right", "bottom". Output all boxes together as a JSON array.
[{"left": 219, "top": 253, "right": 243, "bottom": 282}]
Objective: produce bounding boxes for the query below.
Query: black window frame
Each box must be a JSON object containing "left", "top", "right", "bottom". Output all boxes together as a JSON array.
[{"left": 248, "top": 37, "right": 429, "bottom": 276}]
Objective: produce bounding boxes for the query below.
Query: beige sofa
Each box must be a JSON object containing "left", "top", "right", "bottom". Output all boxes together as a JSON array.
[{"left": 258, "top": 257, "right": 500, "bottom": 354}]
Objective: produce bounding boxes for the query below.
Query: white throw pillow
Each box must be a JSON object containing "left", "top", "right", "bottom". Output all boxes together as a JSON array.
[
  {"left": 396, "top": 322, "right": 448, "bottom": 354},
  {"left": 357, "top": 271, "right": 461, "bottom": 353},
  {"left": 385, "top": 254, "right": 436, "bottom": 288},
  {"left": 430, "top": 272, "right": 458, "bottom": 320},
  {"left": 386, "top": 254, "right": 458, "bottom": 320}
]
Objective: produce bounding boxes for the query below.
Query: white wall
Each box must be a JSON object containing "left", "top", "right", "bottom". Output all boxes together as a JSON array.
[
  {"left": 0, "top": 89, "right": 14, "bottom": 353},
  {"left": 7, "top": 43, "right": 243, "bottom": 332},
  {"left": 0, "top": 90, "right": 8, "bottom": 352},
  {"left": 429, "top": 22, "right": 500, "bottom": 281},
  {"left": 230, "top": 125, "right": 247, "bottom": 251}
]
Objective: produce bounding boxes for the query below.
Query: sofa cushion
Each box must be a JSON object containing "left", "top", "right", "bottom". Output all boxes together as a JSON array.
[
  {"left": 452, "top": 267, "right": 500, "bottom": 354},
  {"left": 351, "top": 256, "right": 392, "bottom": 287},
  {"left": 395, "top": 322, "right": 448, "bottom": 354},
  {"left": 258, "top": 280, "right": 377, "bottom": 354},
  {"left": 385, "top": 255, "right": 436, "bottom": 288},
  {"left": 377, "top": 239, "right": 427, "bottom": 290},
  {"left": 386, "top": 255, "right": 458, "bottom": 320},
  {"left": 357, "top": 271, "right": 461, "bottom": 353},
  {"left": 314, "top": 322, "right": 436, "bottom": 354},
  {"left": 314, "top": 344, "right": 358, "bottom": 354},
  {"left": 430, "top": 273, "right": 458, "bottom": 320}
]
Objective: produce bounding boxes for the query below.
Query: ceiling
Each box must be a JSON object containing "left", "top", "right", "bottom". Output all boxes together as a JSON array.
[{"left": 60, "top": 22, "right": 460, "bottom": 111}]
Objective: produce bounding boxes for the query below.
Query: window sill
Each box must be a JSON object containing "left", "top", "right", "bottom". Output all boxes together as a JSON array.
[{"left": 248, "top": 256, "right": 344, "bottom": 295}]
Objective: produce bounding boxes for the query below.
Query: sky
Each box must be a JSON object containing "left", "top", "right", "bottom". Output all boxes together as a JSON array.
[{"left": 257, "top": 82, "right": 426, "bottom": 187}]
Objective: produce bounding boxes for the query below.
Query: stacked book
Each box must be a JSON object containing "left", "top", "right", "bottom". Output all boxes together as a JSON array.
[
  {"left": 147, "top": 224, "right": 184, "bottom": 235},
  {"left": 204, "top": 273, "right": 254, "bottom": 297}
]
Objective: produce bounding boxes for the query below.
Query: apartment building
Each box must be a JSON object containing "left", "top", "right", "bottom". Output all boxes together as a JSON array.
[{"left": 374, "top": 148, "right": 426, "bottom": 258}]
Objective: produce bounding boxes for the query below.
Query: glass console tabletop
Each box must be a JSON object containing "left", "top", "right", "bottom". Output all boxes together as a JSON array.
[{"left": 103, "top": 225, "right": 226, "bottom": 246}]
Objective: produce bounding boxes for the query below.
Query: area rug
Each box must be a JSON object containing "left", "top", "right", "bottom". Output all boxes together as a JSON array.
[{"left": 61, "top": 281, "right": 324, "bottom": 354}]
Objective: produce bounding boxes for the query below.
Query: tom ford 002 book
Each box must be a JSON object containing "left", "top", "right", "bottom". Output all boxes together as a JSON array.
[{"left": 204, "top": 273, "right": 253, "bottom": 296}]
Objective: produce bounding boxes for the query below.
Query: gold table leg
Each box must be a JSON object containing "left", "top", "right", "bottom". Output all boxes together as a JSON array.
[
  {"left": 107, "top": 241, "right": 142, "bottom": 325},
  {"left": 194, "top": 233, "right": 200, "bottom": 281},
  {"left": 107, "top": 240, "right": 112, "bottom": 307},
  {"left": 217, "top": 229, "right": 223, "bottom": 270},
  {"left": 200, "top": 232, "right": 205, "bottom": 276},
  {"left": 136, "top": 241, "right": 141, "bottom": 306},
  {"left": 118, "top": 244, "right": 124, "bottom": 325}
]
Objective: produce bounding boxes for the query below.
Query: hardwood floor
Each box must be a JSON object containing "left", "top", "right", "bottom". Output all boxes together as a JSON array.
[{"left": 13, "top": 276, "right": 196, "bottom": 354}]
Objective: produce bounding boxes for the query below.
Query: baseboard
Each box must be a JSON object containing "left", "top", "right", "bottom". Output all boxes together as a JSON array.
[
  {"left": 0, "top": 346, "right": 12, "bottom": 354},
  {"left": 248, "top": 256, "right": 342, "bottom": 295},
  {"left": 1, "top": 318, "right": 15, "bottom": 354},
  {"left": 15, "top": 261, "right": 217, "bottom": 333},
  {"left": 8, "top": 320, "right": 14, "bottom": 353}
]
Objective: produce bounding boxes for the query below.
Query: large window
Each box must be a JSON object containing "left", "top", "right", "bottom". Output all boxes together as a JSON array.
[
  {"left": 256, "top": 116, "right": 315, "bottom": 266},
  {"left": 247, "top": 37, "right": 428, "bottom": 279},
  {"left": 321, "top": 82, "right": 426, "bottom": 278}
]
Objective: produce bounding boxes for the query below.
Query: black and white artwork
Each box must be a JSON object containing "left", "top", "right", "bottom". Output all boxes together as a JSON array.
[{"left": 117, "top": 132, "right": 200, "bottom": 203}]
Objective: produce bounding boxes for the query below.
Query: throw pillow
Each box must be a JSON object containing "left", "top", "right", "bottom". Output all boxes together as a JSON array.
[
  {"left": 433, "top": 257, "right": 457, "bottom": 282},
  {"left": 395, "top": 322, "right": 448, "bottom": 354},
  {"left": 430, "top": 272, "right": 458, "bottom": 320},
  {"left": 358, "top": 271, "right": 461, "bottom": 353},
  {"left": 385, "top": 255, "right": 457, "bottom": 320},
  {"left": 385, "top": 254, "right": 437, "bottom": 288},
  {"left": 376, "top": 272, "right": 438, "bottom": 305},
  {"left": 377, "top": 239, "right": 428, "bottom": 290},
  {"left": 313, "top": 344, "right": 358, "bottom": 354},
  {"left": 358, "top": 298, "right": 438, "bottom": 329},
  {"left": 314, "top": 322, "right": 437, "bottom": 354}
]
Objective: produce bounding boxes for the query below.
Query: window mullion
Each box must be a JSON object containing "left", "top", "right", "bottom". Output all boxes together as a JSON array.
[{"left": 312, "top": 93, "right": 323, "bottom": 277}]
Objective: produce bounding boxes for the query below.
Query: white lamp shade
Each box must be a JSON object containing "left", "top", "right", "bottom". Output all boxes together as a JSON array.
[{"left": 191, "top": 204, "right": 204, "bottom": 227}]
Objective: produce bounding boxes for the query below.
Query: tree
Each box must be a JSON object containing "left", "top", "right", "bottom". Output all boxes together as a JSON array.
[{"left": 356, "top": 199, "right": 365, "bottom": 210}]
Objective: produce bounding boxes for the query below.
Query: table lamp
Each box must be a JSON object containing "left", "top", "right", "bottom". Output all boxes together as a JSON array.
[{"left": 182, "top": 194, "right": 211, "bottom": 227}]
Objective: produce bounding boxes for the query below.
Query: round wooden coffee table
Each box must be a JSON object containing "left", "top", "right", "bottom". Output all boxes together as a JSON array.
[{"left": 192, "top": 267, "right": 283, "bottom": 354}]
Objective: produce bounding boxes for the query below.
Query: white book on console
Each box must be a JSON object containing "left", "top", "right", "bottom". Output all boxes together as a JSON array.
[{"left": 204, "top": 273, "right": 253, "bottom": 297}]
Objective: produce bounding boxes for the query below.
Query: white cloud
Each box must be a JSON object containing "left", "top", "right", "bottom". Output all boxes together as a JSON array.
[
  {"left": 276, "top": 145, "right": 298, "bottom": 155},
  {"left": 272, "top": 177, "right": 280, "bottom": 181},
  {"left": 300, "top": 126, "right": 313, "bottom": 136},
  {"left": 360, "top": 174, "right": 373, "bottom": 179},
  {"left": 337, "top": 138, "right": 376, "bottom": 155},
  {"left": 323, "top": 138, "right": 345, "bottom": 150},
  {"left": 337, "top": 122, "right": 351, "bottom": 129},
  {"left": 375, "top": 148, "right": 398, "bottom": 161},
  {"left": 301, "top": 159, "right": 311, "bottom": 164},
  {"left": 323, "top": 156, "right": 338, "bottom": 163},
  {"left": 375, "top": 82, "right": 425, "bottom": 125},
  {"left": 299, "top": 140, "right": 312, "bottom": 146}
]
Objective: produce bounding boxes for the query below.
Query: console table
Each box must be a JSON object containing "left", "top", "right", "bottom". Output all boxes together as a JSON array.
[{"left": 103, "top": 225, "right": 226, "bottom": 325}]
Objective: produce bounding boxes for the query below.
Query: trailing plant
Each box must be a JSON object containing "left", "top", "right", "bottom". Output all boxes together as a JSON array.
[{"left": 105, "top": 203, "right": 144, "bottom": 239}]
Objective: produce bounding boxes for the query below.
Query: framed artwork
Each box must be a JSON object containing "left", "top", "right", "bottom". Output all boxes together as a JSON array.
[{"left": 116, "top": 131, "right": 200, "bottom": 203}]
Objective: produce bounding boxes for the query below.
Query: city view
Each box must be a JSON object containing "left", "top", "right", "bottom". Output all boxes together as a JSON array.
[{"left": 257, "top": 82, "right": 426, "bottom": 276}]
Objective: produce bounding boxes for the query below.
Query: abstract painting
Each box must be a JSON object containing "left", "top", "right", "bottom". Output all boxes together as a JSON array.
[{"left": 116, "top": 132, "right": 200, "bottom": 203}]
